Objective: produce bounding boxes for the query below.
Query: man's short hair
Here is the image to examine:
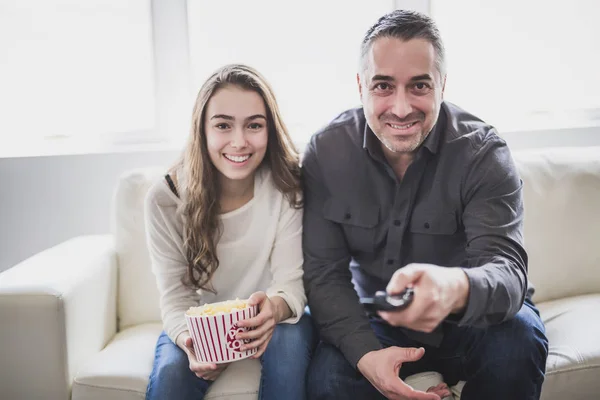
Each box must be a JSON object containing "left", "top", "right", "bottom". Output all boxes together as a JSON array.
[{"left": 360, "top": 9, "right": 446, "bottom": 79}]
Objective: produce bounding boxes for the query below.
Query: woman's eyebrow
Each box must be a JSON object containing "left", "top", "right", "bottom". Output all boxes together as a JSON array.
[
  {"left": 245, "top": 114, "right": 267, "bottom": 121},
  {"left": 210, "top": 114, "right": 234, "bottom": 120}
]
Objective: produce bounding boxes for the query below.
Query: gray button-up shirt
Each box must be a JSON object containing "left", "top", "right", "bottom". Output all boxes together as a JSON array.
[{"left": 302, "top": 101, "right": 530, "bottom": 368}]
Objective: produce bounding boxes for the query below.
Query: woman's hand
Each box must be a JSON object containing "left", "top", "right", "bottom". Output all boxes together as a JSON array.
[
  {"left": 176, "top": 332, "right": 230, "bottom": 381},
  {"left": 236, "top": 291, "right": 290, "bottom": 358}
]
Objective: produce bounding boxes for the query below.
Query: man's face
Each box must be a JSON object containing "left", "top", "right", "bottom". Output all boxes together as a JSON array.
[{"left": 358, "top": 37, "right": 445, "bottom": 156}]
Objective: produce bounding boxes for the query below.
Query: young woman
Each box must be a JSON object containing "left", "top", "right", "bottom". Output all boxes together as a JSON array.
[{"left": 144, "top": 64, "right": 315, "bottom": 400}]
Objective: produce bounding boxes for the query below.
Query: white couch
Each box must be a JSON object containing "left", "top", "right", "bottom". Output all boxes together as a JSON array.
[{"left": 1, "top": 146, "right": 599, "bottom": 400}]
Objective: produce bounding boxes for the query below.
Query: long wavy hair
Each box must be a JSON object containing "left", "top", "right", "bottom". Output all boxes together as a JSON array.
[{"left": 173, "top": 64, "right": 302, "bottom": 293}]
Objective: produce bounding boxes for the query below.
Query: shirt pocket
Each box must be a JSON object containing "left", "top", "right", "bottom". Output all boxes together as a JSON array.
[
  {"left": 323, "top": 197, "right": 379, "bottom": 253},
  {"left": 409, "top": 210, "right": 461, "bottom": 265},
  {"left": 409, "top": 210, "right": 458, "bottom": 235}
]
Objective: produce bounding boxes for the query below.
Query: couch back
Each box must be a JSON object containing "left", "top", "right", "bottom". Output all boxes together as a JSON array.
[
  {"left": 514, "top": 147, "right": 600, "bottom": 303},
  {"left": 111, "top": 147, "right": 600, "bottom": 330},
  {"left": 111, "top": 167, "right": 164, "bottom": 330}
]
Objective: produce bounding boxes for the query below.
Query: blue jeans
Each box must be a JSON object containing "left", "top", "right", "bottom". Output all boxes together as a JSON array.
[
  {"left": 146, "top": 313, "right": 317, "bottom": 400},
  {"left": 307, "top": 299, "right": 549, "bottom": 400}
]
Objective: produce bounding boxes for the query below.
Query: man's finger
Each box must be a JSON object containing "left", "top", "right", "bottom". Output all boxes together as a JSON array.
[
  {"left": 395, "top": 346, "right": 426, "bottom": 363},
  {"left": 386, "top": 264, "right": 424, "bottom": 294},
  {"left": 385, "top": 376, "right": 440, "bottom": 400}
]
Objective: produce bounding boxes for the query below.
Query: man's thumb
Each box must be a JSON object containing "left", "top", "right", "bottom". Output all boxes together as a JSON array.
[
  {"left": 387, "top": 264, "right": 422, "bottom": 294},
  {"left": 397, "top": 347, "right": 426, "bottom": 362}
]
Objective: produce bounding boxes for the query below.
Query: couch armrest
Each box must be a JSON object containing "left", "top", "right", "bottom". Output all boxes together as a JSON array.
[{"left": 0, "top": 235, "right": 118, "bottom": 400}]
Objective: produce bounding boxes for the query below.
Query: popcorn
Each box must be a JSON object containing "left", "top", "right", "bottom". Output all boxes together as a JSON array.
[{"left": 186, "top": 298, "right": 248, "bottom": 316}]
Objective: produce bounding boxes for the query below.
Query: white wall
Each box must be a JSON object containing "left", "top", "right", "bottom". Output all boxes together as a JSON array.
[
  {"left": 1, "top": 127, "right": 600, "bottom": 273},
  {"left": 0, "top": 150, "right": 178, "bottom": 272}
]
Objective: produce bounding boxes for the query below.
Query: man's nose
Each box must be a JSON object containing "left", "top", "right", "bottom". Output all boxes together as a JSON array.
[{"left": 391, "top": 90, "right": 413, "bottom": 119}]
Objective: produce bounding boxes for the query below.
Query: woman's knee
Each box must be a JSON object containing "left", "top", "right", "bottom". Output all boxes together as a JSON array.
[
  {"left": 268, "top": 313, "right": 317, "bottom": 356},
  {"left": 147, "top": 333, "right": 210, "bottom": 399}
]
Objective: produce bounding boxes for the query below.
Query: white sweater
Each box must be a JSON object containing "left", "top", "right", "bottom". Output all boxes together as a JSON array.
[{"left": 144, "top": 167, "right": 306, "bottom": 343}]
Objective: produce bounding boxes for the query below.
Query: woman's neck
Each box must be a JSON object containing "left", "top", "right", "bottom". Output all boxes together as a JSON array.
[{"left": 219, "top": 174, "right": 255, "bottom": 214}]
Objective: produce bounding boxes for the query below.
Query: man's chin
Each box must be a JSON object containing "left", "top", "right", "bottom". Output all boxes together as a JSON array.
[{"left": 382, "top": 138, "right": 421, "bottom": 154}]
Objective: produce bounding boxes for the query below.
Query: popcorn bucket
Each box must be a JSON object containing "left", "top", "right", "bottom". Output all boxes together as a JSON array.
[{"left": 185, "top": 302, "right": 259, "bottom": 364}]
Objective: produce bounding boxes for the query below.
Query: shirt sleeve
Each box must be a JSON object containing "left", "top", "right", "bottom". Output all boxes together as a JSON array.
[
  {"left": 144, "top": 188, "right": 200, "bottom": 343},
  {"left": 302, "top": 141, "right": 382, "bottom": 368},
  {"left": 457, "top": 135, "right": 528, "bottom": 327},
  {"left": 265, "top": 195, "right": 307, "bottom": 324}
]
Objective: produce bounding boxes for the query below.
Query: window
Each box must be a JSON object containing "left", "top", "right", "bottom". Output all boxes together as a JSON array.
[
  {"left": 431, "top": 0, "right": 600, "bottom": 133},
  {"left": 186, "top": 0, "right": 395, "bottom": 145},
  {"left": 0, "top": 0, "right": 155, "bottom": 154}
]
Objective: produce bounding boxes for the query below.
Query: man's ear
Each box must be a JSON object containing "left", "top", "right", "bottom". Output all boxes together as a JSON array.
[
  {"left": 441, "top": 74, "right": 447, "bottom": 99},
  {"left": 357, "top": 73, "right": 363, "bottom": 101}
]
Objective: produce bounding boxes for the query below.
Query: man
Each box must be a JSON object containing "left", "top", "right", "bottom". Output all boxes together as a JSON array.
[{"left": 302, "top": 10, "right": 549, "bottom": 400}]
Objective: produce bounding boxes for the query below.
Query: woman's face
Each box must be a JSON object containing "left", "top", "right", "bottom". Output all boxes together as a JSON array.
[{"left": 204, "top": 85, "right": 269, "bottom": 186}]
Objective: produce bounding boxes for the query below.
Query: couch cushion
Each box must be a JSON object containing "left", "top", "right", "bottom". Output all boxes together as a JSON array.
[
  {"left": 448, "top": 294, "right": 600, "bottom": 400},
  {"left": 537, "top": 294, "right": 600, "bottom": 400},
  {"left": 111, "top": 168, "right": 164, "bottom": 329},
  {"left": 72, "top": 323, "right": 261, "bottom": 400},
  {"left": 513, "top": 147, "right": 600, "bottom": 303}
]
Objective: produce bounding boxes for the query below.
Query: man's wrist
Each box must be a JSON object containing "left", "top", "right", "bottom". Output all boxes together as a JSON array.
[
  {"left": 451, "top": 268, "right": 470, "bottom": 313},
  {"left": 356, "top": 350, "right": 376, "bottom": 373}
]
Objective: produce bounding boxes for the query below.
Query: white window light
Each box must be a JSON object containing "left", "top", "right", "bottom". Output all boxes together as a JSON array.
[
  {"left": 431, "top": 0, "right": 600, "bottom": 133},
  {"left": 0, "top": 0, "right": 157, "bottom": 157},
  {"left": 186, "top": 0, "right": 395, "bottom": 147}
]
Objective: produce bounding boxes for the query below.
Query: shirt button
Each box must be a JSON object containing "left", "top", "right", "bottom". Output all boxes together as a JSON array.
[
  {"left": 393, "top": 219, "right": 401, "bottom": 226},
  {"left": 344, "top": 212, "right": 351, "bottom": 220},
  {"left": 387, "top": 259, "right": 394, "bottom": 265},
  {"left": 424, "top": 222, "right": 430, "bottom": 229}
]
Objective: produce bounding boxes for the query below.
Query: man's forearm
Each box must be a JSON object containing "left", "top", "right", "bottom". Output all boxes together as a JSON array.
[
  {"left": 459, "top": 259, "right": 527, "bottom": 326},
  {"left": 305, "top": 263, "right": 382, "bottom": 367}
]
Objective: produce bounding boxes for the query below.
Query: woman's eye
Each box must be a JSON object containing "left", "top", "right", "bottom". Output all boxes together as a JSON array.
[
  {"left": 216, "top": 123, "right": 230, "bottom": 130},
  {"left": 248, "top": 123, "right": 263, "bottom": 130}
]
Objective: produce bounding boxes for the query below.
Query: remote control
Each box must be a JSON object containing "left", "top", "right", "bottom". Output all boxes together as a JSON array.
[{"left": 359, "top": 287, "right": 414, "bottom": 314}]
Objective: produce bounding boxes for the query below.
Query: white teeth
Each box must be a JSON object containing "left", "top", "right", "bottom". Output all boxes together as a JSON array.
[
  {"left": 389, "top": 122, "right": 417, "bottom": 130},
  {"left": 224, "top": 154, "right": 251, "bottom": 163}
]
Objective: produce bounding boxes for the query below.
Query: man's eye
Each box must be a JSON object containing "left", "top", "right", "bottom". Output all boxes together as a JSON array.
[
  {"left": 414, "top": 82, "right": 431, "bottom": 91},
  {"left": 374, "top": 82, "right": 392, "bottom": 91}
]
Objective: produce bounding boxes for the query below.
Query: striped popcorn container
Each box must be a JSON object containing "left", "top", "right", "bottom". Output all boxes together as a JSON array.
[{"left": 185, "top": 302, "right": 259, "bottom": 364}]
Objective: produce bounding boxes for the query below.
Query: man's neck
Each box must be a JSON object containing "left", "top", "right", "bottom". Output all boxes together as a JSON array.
[{"left": 382, "top": 148, "right": 416, "bottom": 181}]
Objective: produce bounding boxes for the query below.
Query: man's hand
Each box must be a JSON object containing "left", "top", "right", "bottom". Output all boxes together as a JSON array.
[
  {"left": 176, "top": 333, "right": 230, "bottom": 381},
  {"left": 378, "top": 264, "right": 469, "bottom": 333},
  {"left": 357, "top": 347, "right": 450, "bottom": 400}
]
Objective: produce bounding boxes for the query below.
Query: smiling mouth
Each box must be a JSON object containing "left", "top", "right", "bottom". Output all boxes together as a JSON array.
[
  {"left": 223, "top": 154, "right": 252, "bottom": 163},
  {"left": 386, "top": 122, "right": 418, "bottom": 131}
]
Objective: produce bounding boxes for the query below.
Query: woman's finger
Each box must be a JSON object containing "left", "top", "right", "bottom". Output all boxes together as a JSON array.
[
  {"left": 237, "top": 319, "right": 274, "bottom": 341},
  {"left": 251, "top": 335, "right": 272, "bottom": 358},
  {"left": 241, "top": 332, "right": 269, "bottom": 351},
  {"left": 237, "top": 307, "right": 273, "bottom": 328},
  {"left": 190, "top": 362, "right": 217, "bottom": 374}
]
